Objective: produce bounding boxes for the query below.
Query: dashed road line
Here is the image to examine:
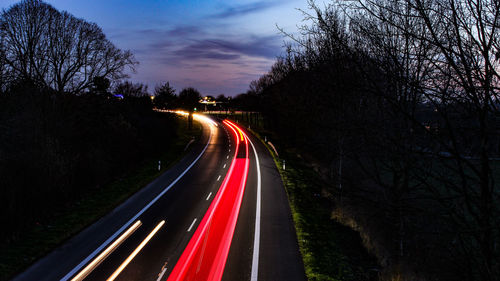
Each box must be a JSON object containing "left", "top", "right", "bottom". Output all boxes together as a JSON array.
[{"left": 187, "top": 218, "right": 197, "bottom": 232}]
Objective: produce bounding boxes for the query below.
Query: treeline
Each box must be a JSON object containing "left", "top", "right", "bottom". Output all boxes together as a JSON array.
[
  {"left": 0, "top": 82, "right": 178, "bottom": 242},
  {"left": 250, "top": 0, "right": 500, "bottom": 280},
  {"left": 0, "top": 0, "right": 181, "bottom": 245}
]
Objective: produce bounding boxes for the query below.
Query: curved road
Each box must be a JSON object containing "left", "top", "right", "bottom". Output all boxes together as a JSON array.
[{"left": 12, "top": 113, "right": 305, "bottom": 281}]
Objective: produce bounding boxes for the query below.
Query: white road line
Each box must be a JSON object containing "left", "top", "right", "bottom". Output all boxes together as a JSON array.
[
  {"left": 227, "top": 155, "right": 229, "bottom": 159},
  {"left": 206, "top": 192, "right": 212, "bottom": 201},
  {"left": 249, "top": 136, "right": 262, "bottom": 281},
  {"left": 223, "top": 164, "right": 226, "bottom": 169},
  {"left": 217, "top": 175, "right": 221, "bottom": 181},
  {"left": 187, "top": 218, "right": 197, "bottom": 232},
  {"left": 61, "top": 122, "right": 214, "bottom": 281},
  {"left": 156, "top": 268, "right": 167, "bottom": 281}
]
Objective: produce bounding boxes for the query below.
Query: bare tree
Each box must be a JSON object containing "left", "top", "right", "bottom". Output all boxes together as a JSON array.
[
  {"left": 255, "top": 0, "right": 499, "bottom": 279},
  {"left": 114, "top": 81, "right": 148, "bottom": 97},
  {"left": 0, "top": 0, "right": 137, "bottom": 93},
  {"left": 0, "top": 35, "right": 9, "bottom": 92},
  {"left": 343, "top": 0, "right": 500, "bottom": 279}
]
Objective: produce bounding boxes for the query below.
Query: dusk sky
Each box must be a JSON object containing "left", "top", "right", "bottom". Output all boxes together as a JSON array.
[{"left": 0, "top": 0, "right": 310, "bottom": 96}]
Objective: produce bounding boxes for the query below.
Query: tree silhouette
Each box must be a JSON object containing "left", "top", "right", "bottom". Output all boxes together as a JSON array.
[
  {"left": 114, "top": 81, "right": 148, "bottom": 97},
  {"left": 91, "top": 76, "right": 110, "bottom": 95},
  {"left": 154, "top": 82, "right": 176, "bottom": 109},
  {"left": 178, "top": 87, "right": 201, "bottom": 129},
  {"left": 0, "top": 0, "right": 137, "bottom": 93}
]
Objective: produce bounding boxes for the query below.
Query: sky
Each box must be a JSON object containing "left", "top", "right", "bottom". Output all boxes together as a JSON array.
[{"left": 0, "top": 0, "right": 311, "bottom": 96}]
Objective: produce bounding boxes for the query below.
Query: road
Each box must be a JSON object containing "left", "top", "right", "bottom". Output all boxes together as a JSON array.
[{"left": 12, "top": 113, "right": 305, "bottom": 281}]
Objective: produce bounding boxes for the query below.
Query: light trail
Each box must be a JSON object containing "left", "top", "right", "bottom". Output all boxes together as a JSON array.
[
  {"left": 107, "top": 220, "right": 166, "bottom": 281},
  {"left": 166, "top": 120, "right": 249, "bottom": 281},
  {"left": 70, "top": 221, "right": 142, "bottom": 281},
  {"left": 220, "top": 120, "right": 263, "bottom": 280},
  {"left": 166, "top": 121, "right": 240, "bottom": 281},
  {"left": 61, "top": 114, "right": 215, "bottom": 281},
  {"left": 172, "top": 110, "right": 218, "bottom": 127}
]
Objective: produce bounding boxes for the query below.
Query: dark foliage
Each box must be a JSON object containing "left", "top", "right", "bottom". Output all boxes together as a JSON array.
[
  {"left": 178, "top": 87, "right": 201, "bottom": 129},
  {"left": 154, "top": 82, "right": 177, "bottom": 109},
  {"left": 114, "top": 81, "right": 149, "bottom": 97},
  {"left": 178, "top": 87, "right": 201, "bottom": 111},
  {"left": 0, "top": 82, "right": 177, "bottom": 242}
]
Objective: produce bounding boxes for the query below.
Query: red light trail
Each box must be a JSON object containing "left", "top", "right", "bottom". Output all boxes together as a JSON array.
[{"left": 166, "top": 120, "right": 249, "bottom": 281}]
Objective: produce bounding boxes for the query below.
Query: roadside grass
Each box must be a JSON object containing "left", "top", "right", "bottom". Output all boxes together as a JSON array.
[
  {"left": 219, "top": 112, "right": 378, "bottom": 281},
  {"left": 264, "top": 140, "right": 378, "bottom": 281},
  {"left": 0, "top": 115, "right": 202, "bottom": 281}
]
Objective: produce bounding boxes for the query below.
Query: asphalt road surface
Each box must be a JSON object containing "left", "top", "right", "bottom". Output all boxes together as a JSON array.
[{"left": 12, "top": 113, "right": 305, "bottom": 281}]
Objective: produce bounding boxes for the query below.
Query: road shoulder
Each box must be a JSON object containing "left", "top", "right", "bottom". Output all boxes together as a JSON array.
[{"left": 251, "top": 132, "right": 307, "bottom": 281}]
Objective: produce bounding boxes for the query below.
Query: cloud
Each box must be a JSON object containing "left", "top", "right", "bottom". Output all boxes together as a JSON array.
[
  {"left": 109, "top": 3, "right": 288, "bottom": 95},
  {"left": 214, "top": 1, "right": 285, "bottom": 18},
  {"left": 166, "top": 25, "right": 204, "bottom": 38},
  {"left": 172, "top": 35, "right": 281, "bottom": 63},
  {"left": 175, "top": 46, "right": 241, "bottom": 60},
  {"left": 148, "top": 40, "right": 174, "bottom": 50},
  {"left": 191, "top": 63, "right": 219, "bottom": 69},
  {"left": 126, "top": 27, "right": 281, "bottom": 95}
]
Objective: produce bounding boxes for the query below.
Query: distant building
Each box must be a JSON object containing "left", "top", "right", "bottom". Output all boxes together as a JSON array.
[{"left": 199, "top": 96, "right": 217, "bottom": 106}]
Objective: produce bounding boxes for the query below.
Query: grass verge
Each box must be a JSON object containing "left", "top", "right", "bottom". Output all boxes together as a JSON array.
[
  {"left": 0, "top": 115, "right": 202, "bottom": 281},
  {"left": 268, "top": 150, "right": 379, "bottom": 281}
]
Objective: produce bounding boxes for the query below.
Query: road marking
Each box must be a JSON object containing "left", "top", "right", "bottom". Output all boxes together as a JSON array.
[
  {"left": 249, "top": 136, "right": 262, "bottom": 281},
  {"left": 107, "top": 220, "right": 165, "bottom": 281},
  {"left": 229, "top": 149, "right": 231, "bottom": 152},
  {"left": 70, "top": 221, "right": 142, "bottom": 281},
  {"left": 223, "top": 164, "right": 226, "bottom": 169},
  {"left": 227, "top": 155, "right": 229, "bottom": 159},
  {"left": 217, "top": 175, "right": 221, "bottom": 181},
  {"left": 206, "top": 192, "right": 212, "bottom": 201},
  {"left": 156, "top": 267, "right": 167, "bottom": 281},
  {"left": 61, "top": 119, "right": 214, "bottom": 281},
  {"left": 187, "top": 218, "right": 197, "bottom": 232}
]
